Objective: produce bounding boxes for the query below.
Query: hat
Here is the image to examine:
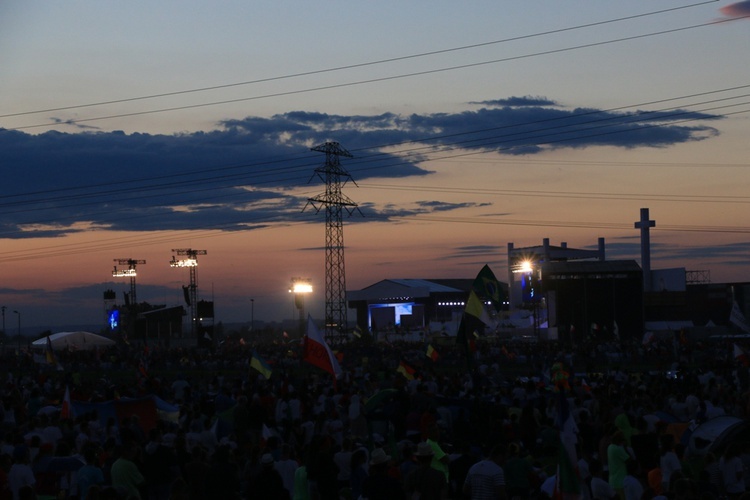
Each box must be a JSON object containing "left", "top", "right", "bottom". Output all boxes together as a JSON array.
[
  {"left": 261, "top": 453, "right": 274, "bottom": 465},
  {"left": 369, "top": 447, "right": 391, "bottom": 466},
  {"left": 415, "top": 442, "right": 434, "bottom": 457}
]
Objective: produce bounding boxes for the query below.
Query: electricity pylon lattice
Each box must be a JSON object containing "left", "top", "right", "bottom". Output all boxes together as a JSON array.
[{"left": 304, "top": 141, "right": 361, "bottom": 344}]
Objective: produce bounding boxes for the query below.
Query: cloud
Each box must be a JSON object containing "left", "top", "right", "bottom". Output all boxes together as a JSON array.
[
  {"left": 50, "top": 117, "right": 101, "bottom": 131},
  {"left": 719, "top": 1, "right": 750, "bottom": 18},
  {"left": 470, "top": 96, "right": 559, "bottom": 107},
  {"left": 0, "top": 98, "right": 722, "bottom": 239}
]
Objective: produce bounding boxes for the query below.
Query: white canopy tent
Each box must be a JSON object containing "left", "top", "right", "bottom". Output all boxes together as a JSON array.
[{"left": 31, "top": 331, "right": 116, "bottom": 351}]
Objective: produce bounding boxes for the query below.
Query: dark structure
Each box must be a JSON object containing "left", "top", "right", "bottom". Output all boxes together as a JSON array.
[
  {"left": 170, "top": 248, "right": 207, "bottom": 342},
  {"left": 138, "top": 306, "right": 185, "bottom": 345},
  {"left": 347, "top": 278, "right": 507, "bottom": 334},
  {"left": 542, "top": 260, "right": 644, "bottom": 343},
  {"left": 305, "top": 142, "right": 361, "bottom": 344}
]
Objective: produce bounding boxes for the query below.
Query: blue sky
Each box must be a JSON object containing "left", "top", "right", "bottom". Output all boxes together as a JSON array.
[{"left": 0, "top": 1, "right": 748, "bottom": 330}]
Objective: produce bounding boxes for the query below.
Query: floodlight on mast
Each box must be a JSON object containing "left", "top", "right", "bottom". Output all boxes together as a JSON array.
[
  {"left": 112, "top": 258, "right": 146, "bottom": 305},
  {"left": 170, "top": 249, "right": 207, "bottom": 339}
]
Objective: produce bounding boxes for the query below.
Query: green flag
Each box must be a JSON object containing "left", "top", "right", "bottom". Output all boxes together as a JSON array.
[{"left": 473, "top": 264, "right": 503, "bottom": 312}]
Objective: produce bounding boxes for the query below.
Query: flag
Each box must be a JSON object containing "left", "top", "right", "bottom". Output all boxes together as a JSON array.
[
  {"left": 45, "top": 336, "right": 56, "bottom": 364},
  {"left": 44, "top": 336, "right": 64, "bottom": 371},
  {"left": 465, "top": 290, "right": 494, "bottom": 327},
  {"left": 396, "top": 361, "right": 416, "bottom": 380},
  {"left": 474, "top": 264, "right": 504, "bottom": 311},
  {"left": 554, "top": 390, "right": 580, "bottom": 497},
  {"left": 251, "top": 351, "right": 273, "bottom": 379},
  {"left": 60, "top": 386, "right": 73, "bottom": 420},
  {"left": 734, "top": 343, "right": 750, "bottom": 367},
  {"left": 302, "top": 315, "right": 342, "bottom": 379},
  {"left": 642, "top": 331, "right": 655, "bottom": 346},
  {"left": 262, "top": 423, "right": 279, "bottom": 443},
  {"left": 553, "top": 433, "right": 581, "bottom": 498},
  {"left": 581, "top": 378, "right": 591, "bottom": 393},
  {"left": 456, "top": 290, "right": 489, "bottom": 368},
  {"left": 426, "top": 344, "right": 439, "bottom": 361},
  {"left": 730, "top": 301, "right": 750, "bottom": 333}
]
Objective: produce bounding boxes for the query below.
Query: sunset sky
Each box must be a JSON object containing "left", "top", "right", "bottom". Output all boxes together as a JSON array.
[{"left": 1, "top": 1, "right": 749, "bottom": 332}]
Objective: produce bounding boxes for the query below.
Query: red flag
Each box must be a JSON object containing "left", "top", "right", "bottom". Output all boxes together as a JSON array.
[
  {"left": 426, "top": 344, "right": 439, "bottom": 361},
  {"left": 397, "top": 361, "right": 416, "bottom": 380},
  {"left": 303, "top": 315, "right": 342, "bottom": 378},
  {"left": 60, "top": 386, "right": 72, "bottom": 420},
  {"left": 734, "top": 343, "right": 750, "bottom": 367}
]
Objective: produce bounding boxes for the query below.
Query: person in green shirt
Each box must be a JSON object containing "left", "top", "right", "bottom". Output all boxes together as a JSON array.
[
  {"left": 607, "top": 431, "right": 631, "bottom": 499},
  {"left": 504, "top": 443, "right": 534, "bottom": 498},
  {"left": 110, "top": 444, "right": 145, "bottom": 500}
]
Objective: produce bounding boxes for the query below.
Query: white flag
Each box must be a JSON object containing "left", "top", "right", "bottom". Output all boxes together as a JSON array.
[{"left": 730, "top": 301, "right": 750, "bottom": 333}]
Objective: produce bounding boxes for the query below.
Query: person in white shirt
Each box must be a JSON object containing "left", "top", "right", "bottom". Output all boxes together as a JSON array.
[
  {"left": 463, "top": 445, "right": 506, "bottom": 500},
  {"left": 622, "top": 460, "right": 644, "bottom": 500},
  {"left": 659, "top": 435, "right": 682, "bottom": 494},
  {"left": 8, "top": 446, "right": 35, "bottom": 500}
]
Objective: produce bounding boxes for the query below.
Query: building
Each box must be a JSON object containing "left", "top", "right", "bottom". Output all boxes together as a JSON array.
[
  {"left": 506, "top": 237, "right": 644, "bottom": 341},
  {"left": 347, "top": 278, "right": 507, "bottom": 335}
]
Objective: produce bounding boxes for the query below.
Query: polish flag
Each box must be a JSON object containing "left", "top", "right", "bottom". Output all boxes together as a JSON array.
[
  {"left": 734, "top": 343, "right": 750, "bottom": 367},
  {"left": 303, "top": 315, "right": 342, "bottom": 379}
]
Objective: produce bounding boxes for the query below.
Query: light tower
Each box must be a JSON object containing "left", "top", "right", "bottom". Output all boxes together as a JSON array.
[
  {"left": 290, "top": 277, "right": 313, "bottom": 336},
  {"left": 112, "top": 258, "right": 146, "bottom": 306},
  {"left": 170, "top": 248, "right": 207, "bottom": 339},
  {"left": 304, "top": 141, "right": 361, "bottom": 344}
]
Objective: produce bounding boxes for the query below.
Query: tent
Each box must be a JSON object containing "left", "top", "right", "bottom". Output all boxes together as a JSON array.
[
  {"left": 31, "top": 331, "right": 116, "bottom": 351},
  {"left": 688, "top": 416, "right": 750, "bottom": 456}
]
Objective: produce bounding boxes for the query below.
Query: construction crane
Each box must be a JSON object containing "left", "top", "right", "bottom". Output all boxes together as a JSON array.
[
  {"left": 170, "top": 249, "right": 207, "bottom": 339},
  {"left": 112, "top": 258, "right": 146, "bottom": 306}
]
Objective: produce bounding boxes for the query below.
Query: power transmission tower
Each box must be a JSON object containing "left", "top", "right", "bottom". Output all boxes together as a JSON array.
[
  {"left": 170, "top": 248, "right": 207, "bottom": 339},
  {"left": 305, "top": 141, "right": 361, "bottom": 344}
]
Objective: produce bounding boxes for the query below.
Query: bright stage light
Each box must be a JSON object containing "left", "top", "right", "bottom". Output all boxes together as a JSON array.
[
  {"left": 291, "top": 281, "right": 313, "bottom": 294},
  {"left": 170, "top": 258, "right": 198, "bottom": 268}
]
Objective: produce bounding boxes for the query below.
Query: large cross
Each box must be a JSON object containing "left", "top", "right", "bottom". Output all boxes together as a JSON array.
[{"left": 634, "top": 208, "right": 655, "bottom": 291}]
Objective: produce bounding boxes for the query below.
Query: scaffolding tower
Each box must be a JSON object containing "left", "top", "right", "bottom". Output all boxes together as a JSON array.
[
  {"left": 305, "top": 141, "right": 361, "bottom": 344},
  {"left": 170, "top": 248, "right": 207, "bottom": 339},
  {"left": 112, "top": 258, "right": 146, "bottom": 306}
]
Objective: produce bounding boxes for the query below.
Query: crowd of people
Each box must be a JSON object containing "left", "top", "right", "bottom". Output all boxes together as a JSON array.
[{"left": 0, "top": 333, "right": 747, "bottom": 500}]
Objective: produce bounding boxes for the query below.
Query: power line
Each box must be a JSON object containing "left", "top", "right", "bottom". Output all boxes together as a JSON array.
[
  {"left": 0, "top": 89, "right": 746, "bottom": 261},
  {"left": 2, "top": 84, "right": 747, "bottom": 211},
  {"left": 0, "top": 101, "right": 746, "bottom": 244},
  {"left": 6, "top": 14, "right": 747, "bottom": 132},
  {"left": 0, "top": 1, "right": 718, "bottom": 120}
]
